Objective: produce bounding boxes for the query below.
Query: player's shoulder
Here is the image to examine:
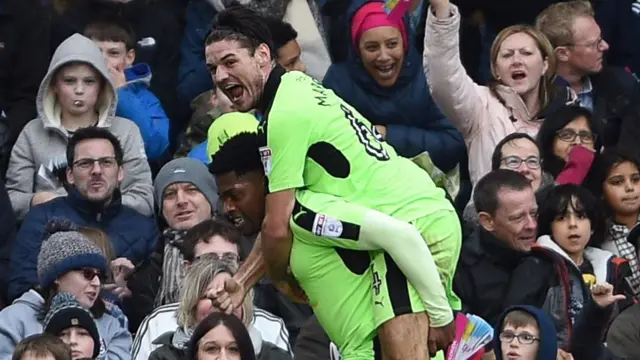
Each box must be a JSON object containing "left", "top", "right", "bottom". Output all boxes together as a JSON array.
[{"left": 274, "top": 71, "right": 341, "bottom": 110}]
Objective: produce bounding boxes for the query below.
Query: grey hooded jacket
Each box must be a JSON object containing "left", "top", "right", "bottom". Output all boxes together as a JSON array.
[
  {"left": 5, "top": 34, "right": 154, "bottom": 219},
  {"left": 0, "top": 290, "right": 132, "bottom": 359}
]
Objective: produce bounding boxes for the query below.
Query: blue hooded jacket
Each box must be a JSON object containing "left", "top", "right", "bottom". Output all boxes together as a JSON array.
[
  {"left": 177, "top": 0, "right": 216, "bottom": 109},
  {"left": 494, "top": 305, "right": 557, "bottom": 360},
  {"left": 116, "top": 63, "right": 170, "bottom": 161},
  {"left": 8, "top": 188, "right": 160, "bottom": 301},
  {"left": 322, "top": 0, "right": 465, "bottom": 172}
]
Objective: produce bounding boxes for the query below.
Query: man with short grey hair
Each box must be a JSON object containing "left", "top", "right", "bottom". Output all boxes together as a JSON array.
[{"left": 537, "top": 0, "right": 640, "bottom": 153}]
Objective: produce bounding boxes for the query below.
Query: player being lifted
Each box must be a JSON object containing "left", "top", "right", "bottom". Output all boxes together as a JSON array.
[{"left": 205, "top": 5, "right": 461, "bottom": 360}]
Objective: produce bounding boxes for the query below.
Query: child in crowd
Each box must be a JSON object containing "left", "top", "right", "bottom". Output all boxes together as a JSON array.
[
  {"left": 85, "top": 18, "right": 170, "bottom": 168},
  {"left": 0, "top": 224, "right": 131, "bottom": 359},
  {"left": 505, "top": 184, "right": 630, "bottom": 349},
  {"left": 44, "top": 293, "right": 101, "bottom": 360},
  {"left": 594, "top": 148, "right": 640, "bottom": 301},
  {"left": 12, "top": 334, "right": 72, "bottom": 360},
  {"left": 494, "top": 306, "right": 557, "bottom": 360},
  {"left": 5, "top": 33, "right": 154, "bottom": 219}
]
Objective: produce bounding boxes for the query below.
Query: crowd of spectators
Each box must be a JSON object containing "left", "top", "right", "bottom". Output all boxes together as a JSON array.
[{"left": 2, "top": 0, "right": 640, "bottom": 359}]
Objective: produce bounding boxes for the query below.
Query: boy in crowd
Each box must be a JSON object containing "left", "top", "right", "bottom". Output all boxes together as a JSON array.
[
  {"left": 12, "top": 334, "right": 72, "bottom": 360},
  {"left": 84, "top": 18, "right": 170, "bottom": 169},
  {"left": 44, "top": 293, "right": 102, "bottom": 360},
  {"left": 494, "top": 306, "right": 557, "bottom": 360}
]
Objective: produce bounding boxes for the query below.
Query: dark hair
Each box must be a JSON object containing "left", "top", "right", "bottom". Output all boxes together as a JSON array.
[
  {"left": 209, "top": 132, "right": 263, "bottom": 178},
  {"left": 12, "top": 333, "right": 72, "bottom": 360},
  {"left": 263, "top": 16, "right": 298, "bottom": 51},
  {"left": 66, "top": 127, "right": 124, "bottom": 168},
  {"left": 590, "top": 148, "right": 640, "bottom": 199},
  {"left": 84, "top": 16, "right": 136, "bottom": 51},
  {"left": 206, "top": 4, "right": 275, "bottom": 59},
  {"left": 474, "top": 169, "right": 533, "bottom": 215},
  {"left": 491, "top": 133, "right": 540, "bottom": 170},
  {"left": 188, "top": 313, "right": 257, "bottom": 360},
  {"left": 537, "top": 184, "right": 605, "bottom": 247},
  {"left": 182, "top": 217, "right": 245, "bottom": 262},
  {"left": 536, "top": 105, "right": 603, "bottom": 177}
]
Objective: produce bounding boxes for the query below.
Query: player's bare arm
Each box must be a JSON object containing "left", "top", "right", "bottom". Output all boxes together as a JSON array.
[{"left": 262, "top": 188, "right": 296, "bottom": 281}]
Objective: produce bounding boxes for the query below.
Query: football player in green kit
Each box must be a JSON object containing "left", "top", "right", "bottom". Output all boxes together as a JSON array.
[{"left": 205, "top": 5, "right": 461, "bottom": 360}]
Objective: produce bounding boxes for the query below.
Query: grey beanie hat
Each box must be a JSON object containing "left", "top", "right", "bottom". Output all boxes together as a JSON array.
[
  {"left": 154, "top": 158, "right": 218, "bottom": 216},
  {"left": 38, "top": 230, "right": 107, "bottom": 289}
]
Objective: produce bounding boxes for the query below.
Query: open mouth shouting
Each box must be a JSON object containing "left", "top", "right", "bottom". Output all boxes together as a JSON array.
[{"left": 222, "top": 83, "right": 245, "bottom": 104}]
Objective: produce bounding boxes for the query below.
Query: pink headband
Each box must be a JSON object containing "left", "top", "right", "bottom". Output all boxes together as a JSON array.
[{"left": 351, "top": 2, "right": 408, "bottom": 52}]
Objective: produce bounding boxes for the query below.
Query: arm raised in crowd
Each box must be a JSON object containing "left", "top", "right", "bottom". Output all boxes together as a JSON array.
[{"left": 423, "top": 0, "right": 488, "bottom": 140}]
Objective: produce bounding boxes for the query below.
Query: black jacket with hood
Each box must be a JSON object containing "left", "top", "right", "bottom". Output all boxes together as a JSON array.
[
  {"left": 454, "top": 228, "right": 530, "bottom": 326},
  {"left": 0, "top": 0, "right": 50, "bottom": 175}
]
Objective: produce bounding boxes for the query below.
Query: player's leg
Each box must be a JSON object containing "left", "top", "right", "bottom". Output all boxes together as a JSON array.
[
  {"left": 293, "top": 190, "right": 453, "bottom": 327},
  {"left": 413, "top": 209, "right": 463, "bottom": 313},
  {"left": 375, "top": 209, "right": 462, "bottom": 360},
  {"left": 370, "top": 250, "right": 431, "bottom": 360},
  {"left": 288, "top": 232, "right": 380, "bottom": 360},
  {"left": 292, "top": 190, "right": 437, "bottom": 359}
]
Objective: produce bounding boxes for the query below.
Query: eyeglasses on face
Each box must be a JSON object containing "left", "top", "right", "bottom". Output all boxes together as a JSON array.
[
  {"left": 78, "top": 268, "right": 106, "bottom": 282},
  {"left": 568, "top": 37, "right": 605, "bottom": 50},
  {"left": 501, "top": 156, "right": 541, "bottom": 170},
  {"left": 499, "top": 331, "right": 540, "bottom": 345},
  {"left": 194, "top": 252, "right": 240, "bottom": 264},
  {"left": 72, "top": 157, "right": 118, "bottom": 170},
  {"left": 556, "top": 129, "right": 596, "bottom": 144}
]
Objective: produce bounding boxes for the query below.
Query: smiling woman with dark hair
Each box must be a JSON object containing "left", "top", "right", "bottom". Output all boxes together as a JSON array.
[{"left": 323, "top": 0, "right": 465, "bottom": 173}]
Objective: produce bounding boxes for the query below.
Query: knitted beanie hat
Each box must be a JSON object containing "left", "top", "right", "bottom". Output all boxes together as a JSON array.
[
  {"left": 37, "top": 228, "right": 107, "bottom": 289},
  {"left": 154, "top": 157, "right": 219, "bottom": 216},
  {"left": 44, "top": 293, "right": 101, "bottom": 359}
]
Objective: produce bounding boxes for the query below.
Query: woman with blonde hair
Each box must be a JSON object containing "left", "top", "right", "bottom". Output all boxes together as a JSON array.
[
  {"left": 423, "top": 0, "right": 577, "bottom": 184},
  {"left": 146, "top": 254, "right": 291, "bottom": 360}
]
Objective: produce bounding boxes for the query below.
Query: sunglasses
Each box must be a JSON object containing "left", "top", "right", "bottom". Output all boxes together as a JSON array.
[{"left": 78, "top": 268, "right": 106, "bottom": 282}]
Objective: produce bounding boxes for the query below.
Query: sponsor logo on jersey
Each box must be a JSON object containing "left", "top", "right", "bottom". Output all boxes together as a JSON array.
[
  {"left": 312, "top": 213, "right": 343, "bottom": 238},
  {"left": 259, "top": 146, "right": 272, "bottom": 176}
]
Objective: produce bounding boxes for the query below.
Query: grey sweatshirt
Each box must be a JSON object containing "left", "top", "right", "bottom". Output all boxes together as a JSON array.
[
  {"left": 0, "top": 290, "right": 132, "bottom": 360},
  {"left": 5, "top": 34, "right": 154, "bottom": 219}
]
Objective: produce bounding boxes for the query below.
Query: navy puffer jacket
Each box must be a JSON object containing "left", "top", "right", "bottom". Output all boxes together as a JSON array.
[{"left": 9, "top": 188, "right": 159, "bottom": 301}]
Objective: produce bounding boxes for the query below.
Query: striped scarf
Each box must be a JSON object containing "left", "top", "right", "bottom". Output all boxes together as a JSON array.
[
  {"left": 608, "top": 221, "right": 640, "bottom": 298},
  {"left": 154, "top": 229, "right": 187, "bottom": 307}
]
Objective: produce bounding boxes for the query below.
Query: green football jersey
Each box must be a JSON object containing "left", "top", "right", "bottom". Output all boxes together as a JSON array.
[{"left": 258, "top": 68, "right": 454, "bottom": 222}]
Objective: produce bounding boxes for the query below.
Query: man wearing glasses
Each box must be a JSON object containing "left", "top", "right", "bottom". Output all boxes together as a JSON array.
[
  {"left": 537, "top": 1, "right": 640, "bottom": 154},
  {"left": 8, "top": 127, "right": 160, "bottom": 303}
]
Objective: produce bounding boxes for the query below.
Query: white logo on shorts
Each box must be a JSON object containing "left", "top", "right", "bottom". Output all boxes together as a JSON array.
[
  {"left": 312, "top": 214, "right": 343, "bottom": 238},
  {"left": 259, "top": 146, "right": 272, "bottom": 176}
]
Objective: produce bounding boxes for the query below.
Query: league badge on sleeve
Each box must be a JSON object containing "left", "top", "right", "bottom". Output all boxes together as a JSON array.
[{"left": 259, "top": 146, "right": 272, "bottom": 176}]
